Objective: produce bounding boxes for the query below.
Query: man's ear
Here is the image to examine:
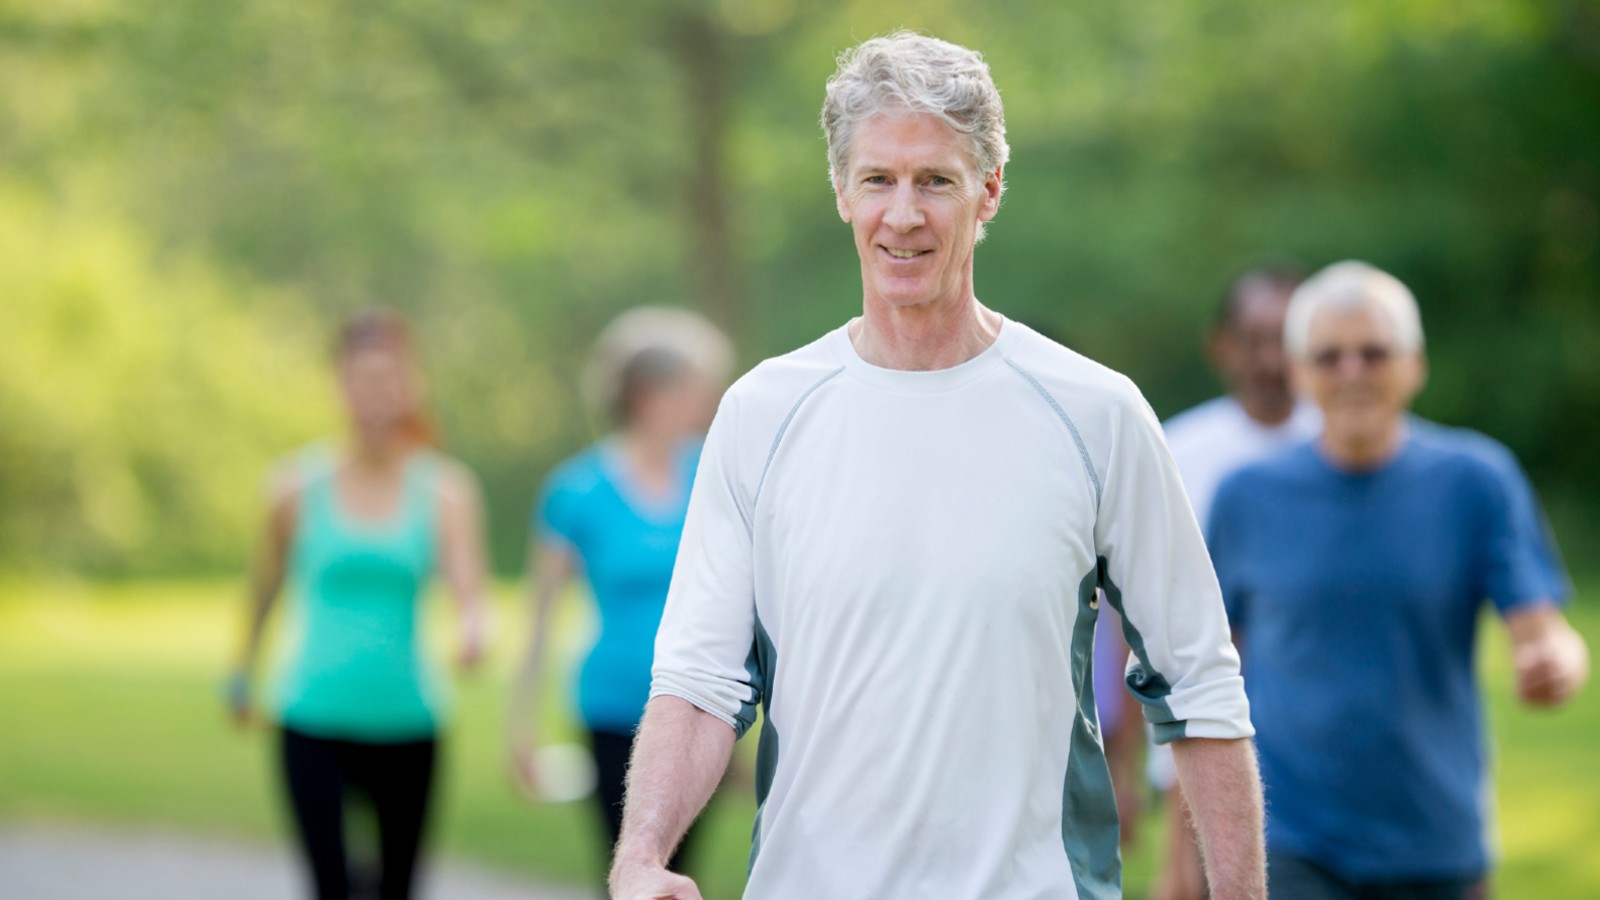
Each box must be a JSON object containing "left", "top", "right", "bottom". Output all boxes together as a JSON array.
[
  {"left": 1204, "top": 326, "right": 1230, "bottom": 372},
  {"left": 1409, "top": 350, "right": 1430, "bottom": 399},
  {"left": 834, "top": 174, "right": 851, "bottom": 223},
  {"left": 977, "top": 165, "right": 1003, "bottom": 222}
]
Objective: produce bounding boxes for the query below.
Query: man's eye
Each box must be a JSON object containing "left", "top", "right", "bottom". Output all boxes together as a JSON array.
[
  {"left": 928, "top": 175, "right": 951, "bottom": 186},
  {"left": 864, "top": 175, "right": 889, "bottom": 185}
]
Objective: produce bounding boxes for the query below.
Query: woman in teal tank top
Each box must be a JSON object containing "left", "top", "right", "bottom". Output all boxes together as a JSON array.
[{"left": 230, "top": 309, "right": 491, "bottom": 900}]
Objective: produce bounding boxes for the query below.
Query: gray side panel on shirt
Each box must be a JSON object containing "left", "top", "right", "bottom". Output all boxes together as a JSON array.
[
  {"left": 1099, "top": 558, "right": 1183, "bottom": 742},
  {"left": 745, "top": 613, "right": 779, "bottom": 874},
  {"left": 1062, "top": 562, "right": 1123, "bottom": 898}
]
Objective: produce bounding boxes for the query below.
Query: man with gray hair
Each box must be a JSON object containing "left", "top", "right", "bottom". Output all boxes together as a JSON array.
[
  {"left": 609, "top": 31, "right": 1266, "bottom": 899},
  {"left": 1207, "top": 261, "right": 1588, "bottom": 898}
]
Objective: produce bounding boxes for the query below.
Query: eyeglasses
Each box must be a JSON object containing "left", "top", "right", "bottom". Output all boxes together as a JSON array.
[{"left": 1309, "top": 344, "right": 1393, "bottom": 370}]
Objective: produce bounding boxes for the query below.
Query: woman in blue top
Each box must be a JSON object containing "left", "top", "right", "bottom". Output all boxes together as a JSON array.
[
  {"left": 509, "top": 308, "right": 732, "bottom": 882},
  {"left": 231, "top": 309, "right": 492, "bottom": 900}
]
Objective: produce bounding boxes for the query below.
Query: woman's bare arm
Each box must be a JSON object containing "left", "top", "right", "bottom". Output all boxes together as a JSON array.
[
  {"left": 507, "top": 539, "right": 577, "bottom": 794},
  {"left": 231, "top": 466, "right": 299, "bottom": 725},
  {"left": 437, "top": 460, "right": 493, "bottom": 669}
]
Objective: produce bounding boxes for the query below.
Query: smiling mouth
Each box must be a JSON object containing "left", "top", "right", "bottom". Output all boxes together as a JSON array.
[{"left": 882, "top": 246, "right": 930, "bottom": 260}]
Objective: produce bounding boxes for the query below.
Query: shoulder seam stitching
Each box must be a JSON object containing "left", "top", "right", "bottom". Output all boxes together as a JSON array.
[
  {"left": 1004, "top": 358, "right": 1103, "bottom": 509},
  {"left": 753, "top": 366, "right": 847, "bottom": 512}
]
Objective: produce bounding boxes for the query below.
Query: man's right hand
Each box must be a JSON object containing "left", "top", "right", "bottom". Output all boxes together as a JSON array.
[{"left": 608, "top": 856, "right": 703, "bottom": 900}]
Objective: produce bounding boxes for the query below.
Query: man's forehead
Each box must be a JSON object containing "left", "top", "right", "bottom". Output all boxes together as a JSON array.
[
  {"left": 1307, "top": 301, "right": 1400, "bottom": 344},
  {"left": 847, "top": 112, "right": 975, "bottom": 170},
  {"left": 1232, "top": 287, "right": 1292, "bottom": 328}
]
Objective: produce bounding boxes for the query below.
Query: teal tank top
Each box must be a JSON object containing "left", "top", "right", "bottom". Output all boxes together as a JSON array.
[{"left": 271, "top": 447, "right": 446, "bottom": 742}]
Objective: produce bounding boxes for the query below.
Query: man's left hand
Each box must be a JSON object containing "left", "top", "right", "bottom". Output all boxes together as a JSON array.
[{"left": 1508, "top": 603, "right": 1589, "bottom": 707}]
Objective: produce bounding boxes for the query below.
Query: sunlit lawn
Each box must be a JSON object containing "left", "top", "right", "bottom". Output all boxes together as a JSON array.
[{"left": 0, "top": 579, "right": 1596, "bottom": 898}]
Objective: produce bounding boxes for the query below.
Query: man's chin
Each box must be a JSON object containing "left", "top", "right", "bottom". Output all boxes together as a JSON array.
[{"left": 872, "top": 289, "right": 940, "bottom": 310}]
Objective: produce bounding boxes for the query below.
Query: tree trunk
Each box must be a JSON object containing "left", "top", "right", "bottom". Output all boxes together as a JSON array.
[{"left": 670, "top": 11, "right": 742, "bottom": 338}]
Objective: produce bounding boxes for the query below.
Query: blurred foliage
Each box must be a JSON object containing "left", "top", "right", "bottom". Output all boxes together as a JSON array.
[{"left": 1, "top": 0, "right": 1596, "bottom": 574}]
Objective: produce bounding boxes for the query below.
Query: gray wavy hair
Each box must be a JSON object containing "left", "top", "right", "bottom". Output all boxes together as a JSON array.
[
  {"left": 822, "top": 31, "right": 1010, "bottom": 199},
  {"left": 1284, "top": 261, "right": 1426, "bottom": 360}
]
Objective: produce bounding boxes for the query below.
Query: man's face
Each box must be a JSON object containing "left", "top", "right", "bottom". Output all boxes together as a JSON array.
[
  {"left": 1294, "top": 302, "right": 1425, "bottom": 448},
  {"left": 834, "top": 112, "right": 1001, "bottom": 311},
  {"left": 1211, "top": 283, "right": 1294, "bottom": 420}
]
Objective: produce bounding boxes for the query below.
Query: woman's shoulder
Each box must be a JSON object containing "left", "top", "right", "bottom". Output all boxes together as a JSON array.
[
  {"left": 264, "top": 442, "right": 337, "bottom": 503},
  {"left": 542, "top": 443, "right": 613, "bottom": 495},
  {"left": 258, "top": 442, "right": 336, "bottom": 527},
  {"left": 414, "top": 450, "right": 483, "bottom": 509}
]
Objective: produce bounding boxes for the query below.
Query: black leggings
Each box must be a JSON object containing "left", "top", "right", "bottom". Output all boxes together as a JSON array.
[
  {"left": 279, "top": 727, "right": 438, "bottom": 900},
  {"left": 588, "top": 728, "right": 702, "bottom": 880}
]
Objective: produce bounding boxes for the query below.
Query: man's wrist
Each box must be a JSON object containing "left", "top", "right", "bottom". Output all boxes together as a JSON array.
[{"left": 609, "top": 839, "right": 671, "bottom": 881}]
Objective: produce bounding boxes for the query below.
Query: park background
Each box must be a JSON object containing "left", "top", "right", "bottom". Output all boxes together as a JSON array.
[{"left": 1, "top": 0, "right": 1596, "bottom": 897}]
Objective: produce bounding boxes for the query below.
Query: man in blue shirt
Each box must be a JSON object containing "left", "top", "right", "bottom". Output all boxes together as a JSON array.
[{"left": 1208, "top": 261, "right": 1589, "bottom": 899}]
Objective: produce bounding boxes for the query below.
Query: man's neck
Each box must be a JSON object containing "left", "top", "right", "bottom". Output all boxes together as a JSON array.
[
  {"left": 1237, "top": 396, "right": 1295, "bottom": 429},
  {"left": 1319, "top": 419, "right": 1407, "bottom": 471},
  {"left": 850, "top": 295, "right": 1002, "bottom": 371}
]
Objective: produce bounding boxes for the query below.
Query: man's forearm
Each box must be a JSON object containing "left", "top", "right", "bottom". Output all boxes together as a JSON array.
[
  {"left": 1171, "top": 736, "right": 1265, "bottom": 900},
  {"left": 611, "top": 695, "right": 736, "bottom": 875}
]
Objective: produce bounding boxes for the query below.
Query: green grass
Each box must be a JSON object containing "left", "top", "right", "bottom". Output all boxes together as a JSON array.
[{"left": 0, "top": 578, "right": 1596, "bottom": 897}]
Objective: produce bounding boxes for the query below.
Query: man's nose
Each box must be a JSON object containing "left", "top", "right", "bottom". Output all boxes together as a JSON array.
[
  {"left": 883, "top": 182, "right": 924, "bottom": 232},
  {"left": 1335, "top": 352, "right": 1369, "bottom": 379}
]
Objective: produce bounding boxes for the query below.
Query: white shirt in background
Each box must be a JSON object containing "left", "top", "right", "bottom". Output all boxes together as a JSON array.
[{"left": 1164, "top": 395, "right": 1322, "bottom": 531}]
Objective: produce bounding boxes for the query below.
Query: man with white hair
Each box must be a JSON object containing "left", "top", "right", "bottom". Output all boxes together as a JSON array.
[
  {"left": 609, "top": 32, "right": 1266, "bottom": 899},
  {"left": 1207, "top": 261, "right": 1589, "bottom": 899}
]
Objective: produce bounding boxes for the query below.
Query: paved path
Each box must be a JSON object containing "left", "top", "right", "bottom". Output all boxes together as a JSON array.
[{"left": 0, "top": 824, "right": 590, "bottom": 900}]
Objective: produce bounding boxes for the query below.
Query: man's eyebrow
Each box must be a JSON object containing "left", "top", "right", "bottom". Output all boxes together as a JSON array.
[{"left": 851, "top": 162, "right": 965, "bottom": 177}]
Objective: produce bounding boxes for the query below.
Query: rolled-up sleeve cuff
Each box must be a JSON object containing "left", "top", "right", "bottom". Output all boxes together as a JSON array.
[
  {"left": 650, "top": 670, "right": 756, "bottom": 738},
  {"left": 1145, "top": 673, "right": 1254, "bottom": 745}
]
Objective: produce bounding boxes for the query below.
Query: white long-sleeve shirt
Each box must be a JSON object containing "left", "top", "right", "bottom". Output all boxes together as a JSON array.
[{"left": 652, "top": 318, "right": 1251, "bottom": 899}]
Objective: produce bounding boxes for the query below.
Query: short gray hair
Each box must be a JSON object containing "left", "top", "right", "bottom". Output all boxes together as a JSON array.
[
  {"left": 822, "top": 31, "right": 1010, "bottom": 192},
  {"left": 1284, "top": 261, "right": 1426, "bottom": 359}
]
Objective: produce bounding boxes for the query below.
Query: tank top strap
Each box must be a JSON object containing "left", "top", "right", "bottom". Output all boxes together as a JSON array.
[
  {"left": 402, "top": 450, "right": 443, "bottom": 537},
  {"left": 294, "top": 443, "right": 340, "bottom": 526}
]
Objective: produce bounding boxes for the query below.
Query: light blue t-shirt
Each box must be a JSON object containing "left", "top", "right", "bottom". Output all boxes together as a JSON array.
[
  {"left": 537, "top": 440, "right": 700, "bottom": 733},
  {"left": 1208, "top": 419, "right": 1568, "bottom": 882}
]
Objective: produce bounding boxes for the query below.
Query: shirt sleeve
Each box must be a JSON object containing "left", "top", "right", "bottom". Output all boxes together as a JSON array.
[
  {"left": 649, "top": 390, "right": 762, "bottom": 737},
  {"left": 1095, "top": 386, "right": 1253, "bottom": 744},
  {"left": 1206, "top": 474, "right": 1251, "bottom": 630},
  {"left": 1477, "top": 454, "right": 1572, "bottom": 614},
  {"left": 534, "top": 467, "right": 581, "bottom": 551},
  {"left": 1477, "top": 448, "right": 1572, "bottom": 610}
]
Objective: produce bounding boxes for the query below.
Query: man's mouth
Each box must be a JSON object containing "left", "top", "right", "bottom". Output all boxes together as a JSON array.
[{"left": 882, "top": 246, "right": 930, "bottom": 260}]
